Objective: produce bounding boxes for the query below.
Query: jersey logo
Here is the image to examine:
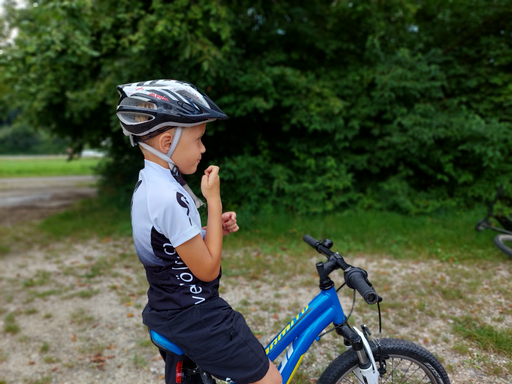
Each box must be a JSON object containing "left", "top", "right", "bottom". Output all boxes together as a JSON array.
[
  {"left": 176, "top": 192, "right": 192, "bottom": 226},
  {"left": 163, "top": 243, "right": 177, "bottom": 256},
  {"left": 131, "top": 180, "right": 143, "bottom": 208}
]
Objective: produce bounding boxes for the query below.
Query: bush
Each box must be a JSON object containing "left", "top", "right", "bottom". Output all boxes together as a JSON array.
[
  {"left": 1, "top": 0, "right": 511, "bottom": 213},
  {"left": 0, "top": 123, "right": 69, "bottom": 155}
]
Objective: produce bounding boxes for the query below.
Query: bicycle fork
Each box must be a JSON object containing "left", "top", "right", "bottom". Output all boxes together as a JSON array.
[{"left": 335, "top": 322, "right": 380, "bottom": 384}]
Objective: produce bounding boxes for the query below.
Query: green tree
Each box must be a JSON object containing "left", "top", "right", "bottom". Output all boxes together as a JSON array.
[
  {"left": 0, "top": 122, "right": 69, "bottom": 154},
  {"left": 1, "top": 0, "right": 511, "bottom": 213}
]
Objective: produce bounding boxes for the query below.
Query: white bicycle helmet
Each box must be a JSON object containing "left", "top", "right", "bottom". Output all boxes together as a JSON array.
[
  {"left": 116, "top": 79, "right": 228, "bottom": 144},
  {"left": 116, "top": 79, "right": 228, "bottom": 208}
]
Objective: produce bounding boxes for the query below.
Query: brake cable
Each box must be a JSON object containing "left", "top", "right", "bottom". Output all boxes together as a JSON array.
[{"left": 375, "top": 301, "right": 386, "bottom": 374}]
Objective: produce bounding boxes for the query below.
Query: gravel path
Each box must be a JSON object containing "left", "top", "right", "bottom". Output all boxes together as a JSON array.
[
  {"left": 0, "top": 176, "right": 97, "bottom": 225},
  {"left": 1, "top": 236, "right": 511, "bottom": 384}
]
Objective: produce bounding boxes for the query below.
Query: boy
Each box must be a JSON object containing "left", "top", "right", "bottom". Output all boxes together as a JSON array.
[{"left": 115, "top": 80, "right": 281, "bottom": 384}]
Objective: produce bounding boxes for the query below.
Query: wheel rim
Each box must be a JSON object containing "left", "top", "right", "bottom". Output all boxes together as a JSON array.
[{"left": 337, "top": 355, "right": 440, "bottom": 383}]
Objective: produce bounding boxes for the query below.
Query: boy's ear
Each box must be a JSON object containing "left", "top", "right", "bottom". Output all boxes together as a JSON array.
[{"left": 158, "top": 131, "right": 174, "bottom": 153}]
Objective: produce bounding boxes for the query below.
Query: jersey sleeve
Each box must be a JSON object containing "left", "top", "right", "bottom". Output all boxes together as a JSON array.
[{"left": 148, "top": 188, "right": 201, "bottom": 248}]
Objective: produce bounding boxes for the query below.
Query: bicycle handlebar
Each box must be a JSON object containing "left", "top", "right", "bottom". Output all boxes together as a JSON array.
[
  {"left": 303, "top": 234, "right": 334, "bottom": 257},
  {"left": 303, "top": 234, "right": 318, "bottom": 248},
  {"left": 344, "top": 267, "right": 381, "bottom": 305},
  {"left": 303, "top": 234, "right": 382, "bottom": 305}
]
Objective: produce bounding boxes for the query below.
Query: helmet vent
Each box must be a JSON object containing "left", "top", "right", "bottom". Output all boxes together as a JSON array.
[
  {"left": 120, "top": 97, "right": 157, "bottom": 110},
  {"left": 117, "top": 111, "right": 155, "bottom": 125},
  {"left": 176, "top": 90, "right": 206, "bottom": 108}
]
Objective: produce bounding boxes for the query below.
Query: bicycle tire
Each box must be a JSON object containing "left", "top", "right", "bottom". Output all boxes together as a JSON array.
[
  {"left": 494, "top": 234, "right": 512, "bottom": 258},
  {"left": 318, "top": 338, "right": 450, "bottom": 384}
]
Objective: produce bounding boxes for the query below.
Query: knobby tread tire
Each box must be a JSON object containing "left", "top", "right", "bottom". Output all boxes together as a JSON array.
[
  {"left": 494, "top": 234, "right": 512, "bottom": 258},
  {"left": 318, "top": 338, "right": 450, "bottom": 384}
]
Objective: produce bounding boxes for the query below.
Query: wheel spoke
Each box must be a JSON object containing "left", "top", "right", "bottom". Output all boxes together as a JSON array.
[
  {"left": 395, "top": 358, "right": 430, "bottom": 383},
  {"left": 380, "top": 358, "right": 433, "bottom": 384},
  {"left": 392, "top": 358, "right": 418, "bottom": 383},
  {"left": 324, "top": 339, "right": 449, "bottom": 384}
]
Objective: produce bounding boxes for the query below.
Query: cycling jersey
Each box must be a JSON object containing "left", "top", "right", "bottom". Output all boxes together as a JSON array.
[{"left": 131, "top": 160, "right": 220, "bottom": 310}]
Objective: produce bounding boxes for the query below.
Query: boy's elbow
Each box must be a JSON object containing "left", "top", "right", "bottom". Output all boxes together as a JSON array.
[
  {"left": 200, "top": 275, "right": 216, "bottom": 283},
  {"left": 197, "top": 266, "right": 221, "bottom": 282}
]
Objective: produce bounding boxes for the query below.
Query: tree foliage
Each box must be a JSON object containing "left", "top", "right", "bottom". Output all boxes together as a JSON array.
[
  {"left": 1, "top": 0, "right": 511, "bottom": 213},
  {"left": 0, "top": 122, "right": 69, "bottom": 154}
]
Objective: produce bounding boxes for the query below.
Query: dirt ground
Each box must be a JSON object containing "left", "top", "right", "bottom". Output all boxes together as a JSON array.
[
  {"left": 0, "top": 176, "right": 97, "bottom": 225},
  {"left": 1, "top": 178, "right": 511, "bottom": 384}
]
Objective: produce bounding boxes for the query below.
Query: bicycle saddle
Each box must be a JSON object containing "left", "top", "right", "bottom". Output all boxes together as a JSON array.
[{"left": 150, "top": 329, "right": 185, "bottom": 355}]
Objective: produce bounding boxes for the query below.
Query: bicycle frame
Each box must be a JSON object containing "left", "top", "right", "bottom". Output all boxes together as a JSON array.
[
  {"left": 264, "top": 286, "right": 346, "bottom": 384},
  {"left": 477, "top": 183, "right": 512, "bottom": 234},
  {"left": 149, "top": 282, "right": 379, "bottom": 384}
]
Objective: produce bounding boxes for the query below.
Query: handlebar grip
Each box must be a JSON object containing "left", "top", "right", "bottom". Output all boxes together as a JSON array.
[
  {"left": 303, "top": 234, "right": 319, "bottom": 248},
  {"left": 344, "top": 268, "right": 381, "bottom": 305}
]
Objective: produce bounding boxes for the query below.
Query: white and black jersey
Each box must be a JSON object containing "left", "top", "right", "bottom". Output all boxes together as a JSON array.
[{"left": 131, "top": 160, "right": 220, "bottom": 310}]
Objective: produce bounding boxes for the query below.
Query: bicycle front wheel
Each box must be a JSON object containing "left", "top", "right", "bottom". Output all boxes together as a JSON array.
[
  {"left": 318, "top": 338, "right": 450, "bottom": 384},
  {"left": 494, "top": 234, "right": 512, "bottom": 258}
]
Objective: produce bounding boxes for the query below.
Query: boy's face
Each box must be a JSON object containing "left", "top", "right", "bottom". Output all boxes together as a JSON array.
[{"left": 172, "top": 123, "right": 207, "bottom": 175}]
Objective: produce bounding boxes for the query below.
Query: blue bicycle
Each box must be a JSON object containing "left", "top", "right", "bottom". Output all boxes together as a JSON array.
[{"left": 151, "top": 235, "right": 450, "bottom": 384}]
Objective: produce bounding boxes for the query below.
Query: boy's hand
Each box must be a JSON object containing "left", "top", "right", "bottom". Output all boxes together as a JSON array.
[
  {"left": 222, "top": 211, "right": 239, "bottom": 235},
  {"left": 201, "top": 165, "right": 221, "bottom": 202}
]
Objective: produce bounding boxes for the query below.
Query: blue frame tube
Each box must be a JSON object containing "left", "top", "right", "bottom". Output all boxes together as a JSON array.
[{"left": 265, "top": 287, "right": 346, "bottom": 383}]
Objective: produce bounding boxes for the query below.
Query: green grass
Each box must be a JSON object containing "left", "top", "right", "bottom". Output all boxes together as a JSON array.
[
  {"left": 43, "top": 355, "right": 60, "bottom": 364},
  {"left": 2, "top": 194, "right": 502, "bottom": 266},
  {"left": 136, "top": 338, "right": 153, "bottom": 348},
  {"left": 3, "top": 313, "right": 20, "bottom": 334},
  {"left": 40, "top": 342, "right": 50, "bottom": 353},
  {"left": 38, "top": 196, "right": 132, "bottom": 240},
  {"left": 23, "top": 271, "right": 52, "bottom": 287},
  {"left": 26, "top": 198, "right": 502, "bottom": 294},
  {"left": 132, "top": 353, "right": 147, "bottom": 369},
  {"left": 223, "top": 208, "right": 505, "bottom": 263},
  {"left": 64, "top": 289, "right": 101, "bottom": 299},
  {"left": 0, "top": 156, "right": 101, "bottom": 177},
  {"left": 453, "top": 316, "right": 512, "bottom": 358},
  {"left": 69, "top": 308, "right": 94, "bottom": 325},
  {"left": 0, "top": 348, "right": 8, "bottom": 363}
]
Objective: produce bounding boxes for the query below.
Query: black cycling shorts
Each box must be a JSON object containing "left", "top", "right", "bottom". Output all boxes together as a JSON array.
[{"left": 142, "top": 297, "right": 270, "bottom": 384}]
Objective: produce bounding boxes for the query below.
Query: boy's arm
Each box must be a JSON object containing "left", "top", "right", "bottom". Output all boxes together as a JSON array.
[{"left": 175, "top": 166, "right": 223, "bottom": 282}]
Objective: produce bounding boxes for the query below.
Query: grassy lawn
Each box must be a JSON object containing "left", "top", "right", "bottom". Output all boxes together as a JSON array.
[
  {"left": 0, "top": 156, "right": 101, "bottom": 177},
  {"left": 8, "top": 195, "right": 501, "bottom": 263},
  {"left": 0, "top": 193, "right": 499, "bottom": 264},
  {"left": 227, "top": 208, "right": 503, "bottom": 263}
]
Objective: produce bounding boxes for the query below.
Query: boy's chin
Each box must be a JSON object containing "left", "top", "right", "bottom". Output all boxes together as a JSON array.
[{"left": 181, "top": 165, "right": 198, "bottom": 175}]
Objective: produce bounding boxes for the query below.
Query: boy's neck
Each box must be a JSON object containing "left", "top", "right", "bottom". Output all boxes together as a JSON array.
[{"left": 144, "top": 153, "right": 170, "bottom": 169}]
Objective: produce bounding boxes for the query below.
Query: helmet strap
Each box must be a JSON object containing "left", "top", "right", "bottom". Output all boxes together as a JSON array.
[
  {"left": 138, "top": 141, "right": 176, "bottom": 166},
  {"left": 167, "top": 127, "right": 182, "bottom": 159}
]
